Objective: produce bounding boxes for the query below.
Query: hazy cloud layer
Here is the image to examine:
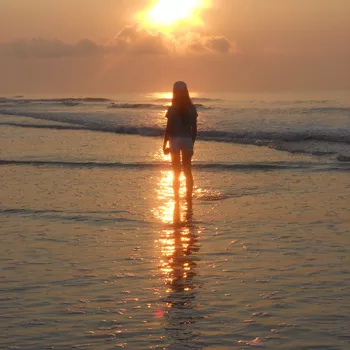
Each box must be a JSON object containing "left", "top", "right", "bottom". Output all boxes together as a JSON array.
[
  {"left": 0, "top": 38, "right": 105, "bottom": 58},
  {"left": 112, "top": 25, "right": 170, "bottom": 55},
  {"left": 185, "top": 33, "right": 235, "bottom": 53},
  {"left": 0, "top": 25, "right": 236, "bottom": 59}
]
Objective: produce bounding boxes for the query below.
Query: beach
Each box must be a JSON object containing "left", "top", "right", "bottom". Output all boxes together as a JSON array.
[{"left": 1, "top": 93, "right": 350, "bottom": 349}]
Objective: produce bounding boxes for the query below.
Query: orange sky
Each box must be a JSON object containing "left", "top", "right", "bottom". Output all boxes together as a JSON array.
[{"left": 0, "top": 0, "right": 349, "bottom": 94}]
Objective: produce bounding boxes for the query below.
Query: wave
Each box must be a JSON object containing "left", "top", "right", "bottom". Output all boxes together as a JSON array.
[
  {"left": 252, "top": 99, "right": 332, "bottom": 105},
  {"left": 0, "top": 122, "right": 88, "bottom": 131},
  {"left": 1, "top": 97, "right": 214, "bottom": 109},
  {"left": 1, "top": 109, "right": 350, "bottom": 160},
  {"left": 193, "top": 98, "right": 224, "bottom": 102},
  {"left": 0, "top": 206, "right": 141, "bottom": 224},
  {"left": 0, "top": 160, "right": 162, "bottom": 169},
  {"left": 61, "top": 101, "right": 80, "bottom": 106},
  {"left": 1, "top": 159, "right": 349, "bottom": 172},
  {"left": 108, "top": 103, "right": 163, "bottom": 109},
  {"left": 291, "top": 100, "right": 330, "bottom": 104},
  {"left": 1, "top": 109, "right": 350, "bottom": 146},
  {"left": 152, "top": 97, "right": 224, "bottom": 103},
  {"left": 0, "top": 97, "right": 112, "bottom": 104},
  {"left": 151, "top": 98, "right": 339, "bottom": 107},
  {"left": 0, "top": 208, "right": 125, "bottom": 215},
  {"left": 337, "top": 154, "right": 350, "bottom": 162},
  {"left": 214, "top": 106, "right": 350, "bottom": 114},
  {"left": 198, "top": 130, "right": 350, "bottom": 145},
  {"left": 108, "top": 102, "right": 211, "bottom": 110},
  {"left": 298, "top": 107, "right": 350, "bottom": 114}
]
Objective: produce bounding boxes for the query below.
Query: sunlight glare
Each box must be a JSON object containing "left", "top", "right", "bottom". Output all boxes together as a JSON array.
[
  {"left": 155, "top": 92, "right": 173, "bottom": 100},
  {"left": 141, "top": 0, "right": 208, "bottom": 30},
  {"left": 152, "top": 170, "right": 186, "bottom": 223},
  {"left": 152, "top": 169, "right": 200, "bottom": 293}
]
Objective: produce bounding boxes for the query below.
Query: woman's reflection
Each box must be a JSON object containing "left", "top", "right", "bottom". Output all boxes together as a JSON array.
[{"left": 154, "top": 170, "right": 202, "bottom": 348}]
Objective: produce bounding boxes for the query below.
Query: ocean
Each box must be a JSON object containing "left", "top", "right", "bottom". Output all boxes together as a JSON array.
[{"left": 1, "top": 91, "right": 350, "bottom": 349}]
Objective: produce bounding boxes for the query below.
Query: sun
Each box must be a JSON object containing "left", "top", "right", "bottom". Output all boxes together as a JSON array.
[
  {"left": 140, "top": 0, "right": 208, "bottom": 31},
  {"left": 148, "top": 0, "right": 201, "bottom": 26}
]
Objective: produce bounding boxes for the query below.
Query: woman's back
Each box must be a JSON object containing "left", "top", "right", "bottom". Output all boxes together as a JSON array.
[{"left": 166, "top": 104, "right": 198, "bottom": 138}]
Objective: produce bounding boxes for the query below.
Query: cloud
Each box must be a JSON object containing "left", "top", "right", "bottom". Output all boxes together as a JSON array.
[
  {"left": 206, "top": 36, "right": 232, "bottom": 53},
  {"left": 112, "top": 25, "right": 170, "bottom": 55},
  {"left": 0, "top": 27, "right": 170, "bottom": 58},
  {"left": 184, "top": 33, "right": 235, "bottom": 54},
  {"left": 0, "top": 38, "right": 104, "bottom": 58},
  {"left": 0, "top": 25, "right": 236, "bottom": 59}
]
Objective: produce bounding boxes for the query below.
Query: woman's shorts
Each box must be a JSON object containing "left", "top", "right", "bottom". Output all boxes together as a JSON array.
[{"left": 170, "top": 137, "right": 194, "bottom": 154}]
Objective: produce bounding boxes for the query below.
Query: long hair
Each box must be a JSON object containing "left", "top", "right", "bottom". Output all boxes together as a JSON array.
[{"left": 171, "top": 82, "right": 193, "bottom": 125}]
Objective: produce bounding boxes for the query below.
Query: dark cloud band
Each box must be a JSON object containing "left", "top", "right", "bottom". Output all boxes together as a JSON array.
[{"left": 0, "top": 25, "right": 235, "bottom": 59}]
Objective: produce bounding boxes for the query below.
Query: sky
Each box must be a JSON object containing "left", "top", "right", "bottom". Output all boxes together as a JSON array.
[{"left": 0, "top": 0, "right": 349, "bottom": 94}]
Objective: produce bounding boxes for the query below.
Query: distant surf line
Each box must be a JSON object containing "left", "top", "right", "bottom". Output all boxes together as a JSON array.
[{"left": 1, "top": 159, "right": 349, "bottom": 172}]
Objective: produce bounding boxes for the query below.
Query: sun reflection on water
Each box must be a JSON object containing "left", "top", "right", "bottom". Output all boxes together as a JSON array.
[
  {"left": 148, "top": 91, "right": 200, "bottom": 102},
  {"left": 152, "top": 170, "right": 187, "bottom": 224},
  {"left": 152, "top": 157, "right": 203, "bottom": 345},
  {"left": 152, "top": 164, "right": 201, "bottom": 293}
]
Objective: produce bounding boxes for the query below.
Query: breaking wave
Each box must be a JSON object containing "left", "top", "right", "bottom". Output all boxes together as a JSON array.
[
  {"left": 108, "top": 102, "right": 210, "bottom": 110},
  {"left": 1, "top": 108, "right": 350, "bottom": 148},
  {"left": 108, "top": 103, "right": 161, "bottom": 109},
  {"left": 153, "top": 97, "right": 224, "bottom": 103},
  {"left": 2, "top": 118, "right": 350, "bottom": 148},
  {"left": 0, "top": 97, "right": 112, "bottom": 104},
  {"left": 1, "top": 93, "right": 350, "bottom": 159},
  {"left": 1, "top": 159, "right": 349, "bottom": 172}
]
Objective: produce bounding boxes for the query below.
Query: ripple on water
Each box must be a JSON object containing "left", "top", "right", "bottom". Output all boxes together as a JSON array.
[
  {"left": 237, "top": 337, "right": 265, "bottom": 347},
  {"left": 72, "top": 344, "right": 93, "bottom": 348},
  {"left": 260, "top": 291, "right": 282, "bottom": 299},
  {"left": 1, "top": 146, "right": 350, "bottom": 349}
]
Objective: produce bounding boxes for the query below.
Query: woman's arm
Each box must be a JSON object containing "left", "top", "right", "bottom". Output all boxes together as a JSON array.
[
  {"left": 192, "top": 106, "right": 198, "bottom": 144},
  {"left": 163, "top": 119, "right": 170, "bottom": 153},
  {"left": 192, "top": 120, "right": 197, "bottom": 145}
]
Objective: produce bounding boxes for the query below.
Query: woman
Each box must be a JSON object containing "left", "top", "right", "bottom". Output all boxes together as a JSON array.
[{"left": 163, "top": 81, "right": 198, "bottom": 200}]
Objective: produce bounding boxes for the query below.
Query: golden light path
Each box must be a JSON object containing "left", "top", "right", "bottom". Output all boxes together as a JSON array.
[
  {"left": 150, "top": 146, "right": 203, "bottom": 345},
  {"left": 152, "top": 153, "right": 200, "bottom": 292},
  {"left": 140, "top": 0, "right": 209, "bottom": 31},
  {"left": 149, "top": 92, "right": 200, "bottom": 104}
]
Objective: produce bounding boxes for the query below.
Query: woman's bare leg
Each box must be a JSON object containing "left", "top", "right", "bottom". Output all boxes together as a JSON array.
[
  {"left": 171, "top": 152, "right": 181, "bottom": 200},
  {"left": 182, "top": 150, "right": 193, "bottom": 200}
]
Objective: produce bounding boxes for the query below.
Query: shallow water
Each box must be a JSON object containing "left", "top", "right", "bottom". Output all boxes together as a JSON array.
[{"left": 1, "top": 120, "right": 350, "bottom": 349}]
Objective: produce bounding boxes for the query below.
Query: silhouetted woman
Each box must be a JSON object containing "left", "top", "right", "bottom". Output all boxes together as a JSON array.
[{"left": 163, "top": 81, "right": 198, "bottom": 200}]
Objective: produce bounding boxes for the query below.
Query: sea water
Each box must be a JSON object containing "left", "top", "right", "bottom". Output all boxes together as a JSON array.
[{"left": 0, "top": 91, "right": 350, "bottom": 349}]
